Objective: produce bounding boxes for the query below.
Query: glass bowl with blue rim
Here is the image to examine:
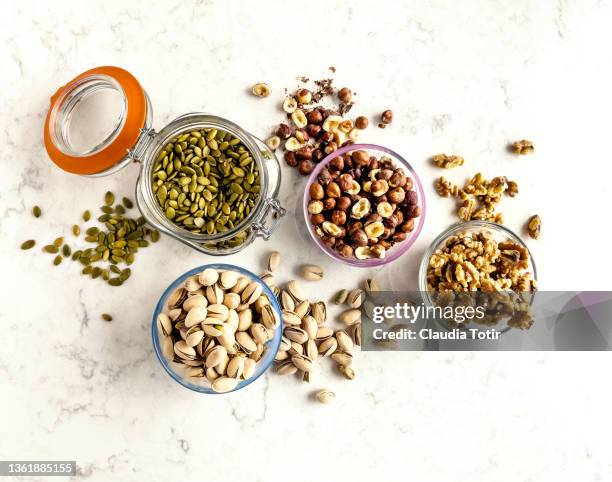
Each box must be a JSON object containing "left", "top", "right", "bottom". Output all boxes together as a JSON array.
[{"left": 152, "top": 263, "right": 282, "bottom": 394}]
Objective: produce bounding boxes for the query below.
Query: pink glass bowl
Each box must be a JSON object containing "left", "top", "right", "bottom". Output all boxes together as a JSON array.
[{"left": 302, "top": 143, "right": 426, "bottom": 268}]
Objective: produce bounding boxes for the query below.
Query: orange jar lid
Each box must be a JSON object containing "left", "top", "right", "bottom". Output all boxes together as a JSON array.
[{"left": 43, "top": 66, "right": 148, "bottom": 175}]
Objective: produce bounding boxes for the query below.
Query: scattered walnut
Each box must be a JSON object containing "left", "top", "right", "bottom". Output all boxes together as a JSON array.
[
  {"left": 506, "top": 180, "right": 519, "bottom": 197},
  {"left": 432, "top": 154, "right": 465, "bottom": 169},
  {"left": 435, "top": 176, "right": 458, "bottom": 197},
  {"left": 527, "top": 215, "right": 541, "bottom": 240},
  {"left": 511, "top": 139, "right": 534, "bottom": 155}
]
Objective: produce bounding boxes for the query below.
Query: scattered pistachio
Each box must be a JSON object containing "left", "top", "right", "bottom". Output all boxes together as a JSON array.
[
  {"left": 299, "top": 264, "right": 324, "bottom": 281},
  {"left": 316, "top": 389, "right": 336, "bottom": 404}
]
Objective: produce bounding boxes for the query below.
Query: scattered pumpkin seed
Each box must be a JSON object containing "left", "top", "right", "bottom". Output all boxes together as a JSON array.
[
  {"left": 62, "top": 244, "right": 71, "bottom": 257},
  {"left": 122, "top": 197, "right": 133, "bottom": 209},
  {"left": 53, "top": 255, "right": 62, "bottom": 266},
  {"left": 72, "top": 225, "right": 80, "bottom": 236},
  {"left": 53, "top": 237, "right": 64, "bottom": 248},
  {"left": 21, "top": 240, "right": 36, "bottom": 250},
  {"left": 104, "top": 191, "right": 115, "bottom": 206},
  {"left": 43, "top": 245, "right": 59, "bottom": 254},
  {"left": 101, "top": 313, "right": 113, "bottom": 322},
  {"left": 32, "top": 205, "right": 42, "bottom": 218},
  {"left": 83, "top": 210, "right": 91, "bottom": 222}
]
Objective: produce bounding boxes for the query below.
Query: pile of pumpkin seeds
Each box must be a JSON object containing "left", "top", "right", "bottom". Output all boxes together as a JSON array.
[
  {"left": 152, "top": 128, "right": 261, "bottom": 238},
  {"left": 21, "top": 191, "right": 159, "bottom": 287}
]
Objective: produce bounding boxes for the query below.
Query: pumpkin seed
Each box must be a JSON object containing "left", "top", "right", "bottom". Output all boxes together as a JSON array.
[
  {"left": 21, "top": 240, "right": 36, "bottom": 250},
  {"left": 53, "top": 255, "right": 62, "bottom": 266},
  {"left": 122, "top": 197, "right": 134, "bottom": 209},
  {"left": 101, "top": 313, "right": 113, "bottom": 322},
  {"left": 104, "top": 191, "right": 115, "bottom": 206},
  {"left": 43, "top": 244, "right": 59, "bottom": 254},
  {"left": 62, "top": 244, "right": 71, "bottom": 257},
  {"left": 72, "top": 225, "right": 80, "bottom": 236},
  {"left": 32, "top": 205, "right": 42, "bottom": 218},
  {"left": 82, "top": 210, "right": 91, "bottom": 222}
]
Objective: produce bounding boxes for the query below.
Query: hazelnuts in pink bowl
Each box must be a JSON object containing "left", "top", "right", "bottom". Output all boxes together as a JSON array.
[{"left": 303, "top": 143, "right": 426, "bottom": 267}]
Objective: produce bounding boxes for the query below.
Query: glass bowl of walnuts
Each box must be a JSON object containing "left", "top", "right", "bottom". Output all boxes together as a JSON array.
[{"left": 303, "top": 143, "right": 426, "bottom": 267}]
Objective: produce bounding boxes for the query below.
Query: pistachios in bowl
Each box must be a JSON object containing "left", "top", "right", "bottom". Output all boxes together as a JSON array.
[{"left": 152, "top": 264, "right": 282, "bottom": 394}]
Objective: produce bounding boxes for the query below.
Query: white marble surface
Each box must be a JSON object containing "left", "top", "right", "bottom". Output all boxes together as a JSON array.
[{"left": 1, "top": 0, "right": 612, "bottom": 480}]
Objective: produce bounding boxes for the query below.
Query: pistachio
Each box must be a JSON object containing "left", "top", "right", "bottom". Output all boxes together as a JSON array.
[
  {"left": 334, "top": 289, "right": 349, "bottom": 305},
  {"left": 285, "top": 327, "right": 308, "bottom": 344},
  {"left": 335, "top": 330, "right": 354, "bottom": 353},
  {"left": 331, "top": 351, "right": 353, "bottom": 366},
  {"left": 261, "top": 304, "right": 279, "bottom": 329},
  {"left": 198, "top": 268, "right": 219, "bottom": 286},
  {"left": 281, "top": 291, "right": 296, "bottom": 312},
  {"left": 339, "top": 308, "right": 361, "bottom": 325},
  {"left": 277, "top": 361, "right": 298, "bottom": 376},
  {"left": 299, "top": 264, "right": 324, "bottom": 281},
  {"left": 311, "top": 301, "right": 327, "bottom": 325},
  {"left": 207, "top": 303, "right": 230, "bottom": 321},
  {"left": 157, "top": 313, "right": 173, "bottom": 336},
  {"left": 220, "top": 270, "right": 239, "bottom": 289},
  {"left": 236, "top": 331, "right": 258, "bottom": 353},
  {"left": 301, "top": 315, "right": 318, "bottom": 339},
  {"left": 363, "top": 278, "right": 381, "bottom": 293},
  {"left": 275, "top": 350, "right": 289, "bottom": 362},
  {"left": 241, "top": 281, "right": 263, "bottom": 304},
  {"left": 286, "top": 280, "right": 306, "bottom": 302},
  {"left": 291, "top": 354, "right": 313, "bottom": 372},
  {"left": 318, "top": 337, "right": 338, "bottom": 356},
  {"left": 315, "top": 326, "right": 334, "bottom": 341},
  {"left": 294, "top": 300, "right": 310, "bottom": 319},
  {"left": 211, "top": 376, "right": 238, "bottom": 393},
  {"left": 267, "top": 251, "right": 280, "bottom": 272},
  {"left": 226, "top": 356, "right": 245, "bottom": 379},
  {"left": 242, "top": 358, "right": 256, "bottom": 379},
  {"left": 347, "top": 289, "right": 365, "bottom": 308},
  {"left": 338, "top": 365, "right": 355, "bottom": 380},
  {"left": 185, "top": 306, "right": 208, "bottom": 327},
  {"left": 348, "top": 322, "right": 362, "bottom": 347},
  {"left": 316, "top": 389, "right": 336, "bottom": 404}
]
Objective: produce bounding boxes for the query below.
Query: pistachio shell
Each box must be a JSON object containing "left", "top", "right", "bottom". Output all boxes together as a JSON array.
[
  {"left": 241, "top": 281, "right": 263, "bottom": 304},
  {"left": 250, "top": 323, "right": 269, "bottom": 344},
  {"left": 339, "top": 308, "right": 361, "bottom": 325},
  {"left": 185, "top": 306, "right": 208, "bottom": 327},
  {"left": 294, "top": 300, "right": 310, "bottom": 319},
  {"left": 218, "top": 331, "right": 236, "bottom": 353},
  {"left": 237, "top": 308, "right": 253, "bottom": 331},
  {"left": 220, "top": 270, "right": 239, "bottom": 289},
  {"left": 276, "top": 361, "right": 298, "bottom": 376},
  {"left": 183, "top": 294, "right": 207, "bottom": 311},
  {"left": 338, "top": 365, "right": 355, "bottom": 380},
  {"left": 281, "top": 291, "right": 295, "bottom": 311},
  {"left": 291, "top": 354, "right": 313, "bottom": 372},
  {"left": 275, "top": 350, "right": 289, "bottom": 361},
  {"left": 184, "top": 276, "right": 202, "bottom": 292},
  {"left": 161, "top": 336, "right": 174, "bottom": 359},
  {"left": 236, "top": 331, "right": 257, "bottom": 353},
  {"left": 305, "top": 339, "right": 318, "bottom": 361},
  {"left": 311, "top": 301, "right": 327, "bottom": 325},
  {"left": 318, "top": 337, "right": 338, "bottom": 356},
  {"left": 231, "top": 276, "right": 250, "bottom": 294},
  {"left": 203, "top": 325, "right": 224, "bottom": 337},
  {"left": 174, "top": 340, "right": 196, "bottom": 360},
  {"left": 279, "top": 336, "right": 292, "bottom": 352},
  {"left": 285, "top": 327, "right": 308, "bottom": 344},
  {"left": 157, "top": 313, "right": 172, "bottom": 336},
  {"left": 316, "top": 389, "right": 336, "bottom": 404},
  {"left": 282, "top": 311, "right": 302, "bottom": 326},
  {"left": 335, "top": 330, "right": 354, "bottom": 353},
  {"left": 207, "top": 303, "right": 229, "bottom": 321},
  {"left": 205, "top": 346, "right": 228, "bottom": 368},
  {"left": 287, "top": 280, "right": 306, "bottom": 301},
  {"left": 198, "top": 268, "right": 219, "bottom": 286},
  {"left": 168, "top": 308, "right": 182, "bottom": 321},
  {"left": 315, "top": 326, "right": 334, "bottom": 341},
  {"left": 223, "top": 292, "right": 241, "bottom": 310},
  {"left": 211, "top": 376, "right": 238, "bottom": 393},
  {"left": 331, "top": 351, "right": 353, "bottom": 366},
  {"left": 186, "top": 366, "right": 205, "bottom": 378},
  {"left": 186, "top": 330, "right": 204, "bottom": 347},
  {"left": 267, "top": 251, "right": 280, "bottom": 272},
  {"left": 261, "top": 304, "right": 279, "bottom": 330},
  {"left": 299, "top": 264, "right": 324, "bottom": 281},
  {"left": 301, "top": 316, "right": 318, "bottom": 339},
  {"left": 226, "top": 356, "right": 245, "bottom": 378},
  {"left": 206, "top": 366, "right": 219, "bottom": 382},
  {"left": 206, "top": 284, "right": 224, "bottom": 304},
  {"left": 242, "top": 358, "right": 256, "bottom": 379},
  {"left": 167, "top": 287, "right": 187, "bottom": 309},
  {"left": 349, "top": 323, "right": 362, "bottom": 347}
]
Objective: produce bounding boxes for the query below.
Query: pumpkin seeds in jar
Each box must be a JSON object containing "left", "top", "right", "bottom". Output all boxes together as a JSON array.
[{"left": 151, "top": 128, "right": 261, "bottom": 248}]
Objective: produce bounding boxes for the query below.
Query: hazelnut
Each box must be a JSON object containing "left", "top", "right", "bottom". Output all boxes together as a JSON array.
[
  {"left": 339, "top": 119, "right": 354, "bottom": 133},
  {"left": 339, "top": 173, "right": 354, "bottom": 192},
  {"left": 348, "top": 129, "right": 360, "bottom": 142},
  {"left": 311, "top": 213, "right": 325, "bottom": 225},
  {"left": 309, "top": 182, "right": 324, "bottom": 200},
  {"left": 347, "top": 221, "right": 363, "bottom": 235},
  {"left": 324, "top": 142, "right": 338, "bottom": 155},
  {"left": 336, "top": 196, "right": 352, "bottom": 211},
  {"left": 295, "top": 128, "right": 310, "bottom": 144},
  {"left": 306, "top": 124, "right": 321, "bottom": 138},
  {"left": 355, "top": 116, "right": 369, "bottom": 129},
  {"left": 346, "top": 180, "right": 361, "bottom": 195},
  {"left": 405, "top": 205, "right": 421, "bottom": 218},
  {"left": 362, "top": 181, "right": 372, "bottom": 193},
  {"left": 282, "top": 97, "right": 298, "bottom": 113},
  {"left": 331, "top": 210, "right": 347, "bottom": 226},
  {"left": 298, "top": 160, "right": 314, "bottom": 175},
  {"left": 400, "top": 219, "right": 415, "bottom": 233},
  {"left": 323, "top": 197, "right": 336, "bottom": 210},
  {"left": 351, "top": 198, "right": 371, "bottom": 219},
  {"left": 320, "top": 131, "right": 334, "bottom": 143},
  {"left": 377, "top": 202, "right": 394, "bottom": 218},
  {"left": 404, "top": 177, "right": 413, "bottom": 190},
  {"left": 321, "top": 235, "right": 336, "bottom": 247},
  {"left": 322, "top": 115, "right": 343, "bottom": 132},
  {"left": 368, "top": 158, "right": 379, "bottom": 170},
  {"left": 339, "top": 245, "right": 354, "bottom": 258},
  {"left": 338, "top": 87, "right": 353, "bottom": 103},
  {"left": 382, "top": 227, "right": 393, "bottom": 239},
  {"left": 380, "top": 240, "right": 392, "bottom": 250},
  {"left": 312, "top": 149, "right": 323, "bottom": 163},
  {"left": 322, "top": 221, "right": 343, "bottom": 237},
  {"left": 318, "top": 168, "right": 332, "bottom": 184},
  {"left": 389, "top": 169, "right": 407, "bottom": 187},
  {"left": 306, "top": 109, "right": 323, "bottom": 124},
  {"left": 367, "top": 213, "right": 382, "bottom": 224},
  {"left": 364, "top": 221, "right": 385, "bottom": 239},
  {"left": 371, "top": 180, "right": 389, "bottom": 197},
  {"left": 276, "top": 123, "right": 292, "bottom": 139},
  {"left": 284, "top": 151, "right": 297, "bottom": 167},
  {"left": 381, "top": 109, "right": 393, "bottom": 124},
  {"left": 385, "top": 214, "right": 401, "bottom": 228},
  {"left": 368, "top": 169, "right": 381, "bottom": 181},
  {"left": 296, "top": 146, "right": 313, "bottom": 160},
  {"left": 352, "top": 149, "right": 370, "bottom": 166},
  {"left": 251, "top": 83, "right": 271, "bottom": 97},
  {"left": 308, "top": 200, "right": 324, "bottom": 214},
  {"left": 379, "top": 169, "right": 393, "bottom": 181},
  {"left": 395, "top": 211, "right": 404, "bottom": 224},
  {"left": 388, "top": 187, "right": 406, "bottom": 204},
  {"left": 326, "top": 182, "right": 341, "bottom": 198},
  {"left": 265, "top": 135, "right": 281, "bottom": 151},
  {"left": 370, "top": 244, "right": 386, "bottom": 259},
  {"left": 351, "top": 229, "right": 368, "bottom": 247},
  {"left": 405, "top": 190, "right": 418, "bottom": 205},
  {"left": 296, "top": 88, "right": 312, "bottom": 104},
  {"left": 285, "top": 137, "right": 301, "bottom": 152},
  {"left": 329, "top": 156, "right": 345, "bottom": 171},
  {"left": 354, "top": 246, "right": 373, "bottom": 260},
  {"left": 392, "top": 232, "right": 407, "bottom": 243},
  {"left": 291, "top": 109, "right": 308, "bottom": 129}
]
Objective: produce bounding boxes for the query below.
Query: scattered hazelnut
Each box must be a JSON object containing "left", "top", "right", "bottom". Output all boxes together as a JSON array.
[
  {"left": 282, "top": 97, "right": 298, "bottom": 113},
  {"left": 284, "top": 151, "right": 297, "bottom": 167},
  {"left": 306, "top": 124, "right": 321, "bottom": 138},
  {"left": 298, "top": 160, "right": 314, "bottom": 175},
  {"left": 381, "top": 109, "right": 393, "bottom": 124},
  {"left": 339, "top": 119, "right": 354, "bottom": 133},
  {"left": 338, "top": 87, "right": 353, "bottom": 103},
  {"left": 276, "top": 123, "right": 292, "bottom": 139},
  {"left": 295, "top": 128, "right": 309, "bottom": 144},
  {"left": 265, "top": 135, "right": 281, "bottom": 151},
  {"left": 291, "top": 109, "right": 308, "bottom": 128},
  {"left": 324, "top": 142, "right": 338, "bottom": 155},
  {"left": 296, "top": 146, "right": 313, "bottom": 160},
  {"left": 251, "top": 83, "right": 271, "bottom": 98},
  {"left": 355, "top": 116, "right": 369, "bottom": 129},
  {"left": 296, "top": 88, "right": 312, "bottom": 104},
  {"left": 306, "top": 109, "right": 323, "bottom": 124},
  {"left": 285, "top": 137, "right": 301, "bottom": 152},
  {"left": 348, "top": 129, "right": 360, "bottom": 142}
]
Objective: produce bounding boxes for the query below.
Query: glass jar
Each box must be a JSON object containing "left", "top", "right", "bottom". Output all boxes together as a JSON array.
[{"left": 43, "top": 66, "right": 285, "bottom": 255}]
